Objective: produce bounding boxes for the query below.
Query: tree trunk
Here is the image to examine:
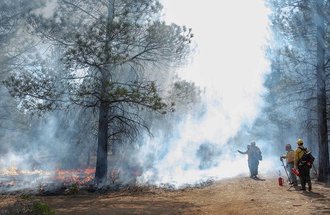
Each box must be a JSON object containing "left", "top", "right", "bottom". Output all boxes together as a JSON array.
[
  {"left": 87, "top": 145, "right": 91, "bottom": 167},
  {"left": 316, "top": 79, "right": 329, "bottom": 182},
  {"left": 95, "top": 100, "right": 109, "bottom": 183},
  {"left": 315, "top": 0, "right": 329, "bottom": 182},
  {"left": 306, "top": 108, "right": 315, "bottom": 153},
  {"left": 95, "top": 0, "right": 114, "bottom": 184}
]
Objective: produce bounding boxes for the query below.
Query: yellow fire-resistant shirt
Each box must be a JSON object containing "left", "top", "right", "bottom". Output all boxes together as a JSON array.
[
  {"left": 294, "top": 146, "right": 307, "bottom": 169},
  {"left": 282, "top": 150, "right": 295, "bottom": 163}
]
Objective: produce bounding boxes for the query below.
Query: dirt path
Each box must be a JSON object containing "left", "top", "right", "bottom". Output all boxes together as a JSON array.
[{"left": 1, "top": 177, "right": 330, "bottom": 214}]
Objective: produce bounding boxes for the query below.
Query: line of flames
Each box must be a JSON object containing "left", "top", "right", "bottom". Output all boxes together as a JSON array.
[
  {"left": 0, "top": 166, "right": 96, "bottom": 186},
  {"left": 0, "top": 166, "right": 52, "bottom": 176},
  {"left": 55, "top": 168, "right": 95, "bottom": 185}
]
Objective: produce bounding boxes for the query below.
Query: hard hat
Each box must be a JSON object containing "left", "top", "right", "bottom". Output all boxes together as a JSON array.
[
  {"left": 285, "top": 144, "right": 291, "bottom": 150},
  {"left": 297, "top": 139, "right": 304, "bottom": 145}
]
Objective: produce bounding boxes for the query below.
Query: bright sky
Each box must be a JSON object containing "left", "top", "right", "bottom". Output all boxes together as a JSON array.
[{"left": 162, "top": 0, "right": 270, "bottom": 126}]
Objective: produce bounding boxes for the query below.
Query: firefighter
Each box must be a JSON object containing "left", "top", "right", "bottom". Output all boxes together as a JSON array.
[
  {"left": 280, "top": 144, "right": 298, "bottom": 186},
  {"left": 238, "top": 142, "right": 262, "bottom": 179},
  {"left": 294, "top": 139, "right": 312, "bottom": 191}
]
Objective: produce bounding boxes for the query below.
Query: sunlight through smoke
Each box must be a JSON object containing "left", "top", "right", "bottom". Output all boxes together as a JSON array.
[{"left": 137, "top": 0, "right": 272, "bottom": 187}]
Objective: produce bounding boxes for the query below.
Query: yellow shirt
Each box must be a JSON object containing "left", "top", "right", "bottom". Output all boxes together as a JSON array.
[
  {"left": 294, "top": 147, "right": 306, "bottom": 168},
  {"left": 283, "top": 150, "right": 295, "bottom": 163}
]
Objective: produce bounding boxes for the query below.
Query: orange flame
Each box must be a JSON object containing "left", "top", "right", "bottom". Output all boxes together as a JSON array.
[
  {"left": 0, "top": 166, "right": 51, "bottom": 176},
  {"left": 54, "top": 168, "right": 95, "bottom": 185},
  {"left": 0, "top": 166, "right": 95, "bottom": 186}
]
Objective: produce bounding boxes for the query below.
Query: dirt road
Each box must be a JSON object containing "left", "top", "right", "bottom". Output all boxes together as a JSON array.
[{"left": 1, "top": 177, "right": 330, "bottom": 214}]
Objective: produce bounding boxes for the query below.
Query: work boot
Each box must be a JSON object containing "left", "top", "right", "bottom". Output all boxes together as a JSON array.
[{"left": 308, "top": 182, "right": 312, "bottom": 191}]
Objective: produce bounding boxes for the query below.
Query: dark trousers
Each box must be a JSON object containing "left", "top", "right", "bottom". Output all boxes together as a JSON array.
[
  {"left": 298, "top": 165, "right": 311, "bottom": 190},
  {"left": 248, "top": 159, "right": 259, "bottom": 177}
]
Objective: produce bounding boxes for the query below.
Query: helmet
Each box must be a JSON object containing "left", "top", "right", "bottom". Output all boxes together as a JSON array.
[
  {"left": 297, "top": 139, "right": 304, "bottom": 145},
  {"left": 285, "top": 144, "right": 291, "bottom": 150},
  {"left": 251, "top": 141, "right": 256, "bottom": 146}
]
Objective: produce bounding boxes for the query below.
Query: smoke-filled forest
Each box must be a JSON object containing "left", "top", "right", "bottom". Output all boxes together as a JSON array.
[{"left": 0, "top": 0, "right": 330, "bottom": 214}]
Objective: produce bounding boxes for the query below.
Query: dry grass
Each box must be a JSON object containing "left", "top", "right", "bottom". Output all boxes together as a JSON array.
[{"left": 1, "top": 177, "right": 330, "bottom": 214}]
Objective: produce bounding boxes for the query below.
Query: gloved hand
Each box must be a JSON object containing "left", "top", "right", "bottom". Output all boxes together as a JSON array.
[{"left": 280, "top": 157, "right": 283, "bottom": 162}]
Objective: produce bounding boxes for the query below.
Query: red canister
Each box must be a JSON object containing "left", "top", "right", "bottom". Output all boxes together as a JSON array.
[
  {"left": 292, "top": 168, "right": 300, "bottom": 177},
  {"left": 278, "top": 176, "right": 284, "bottom": 186}
]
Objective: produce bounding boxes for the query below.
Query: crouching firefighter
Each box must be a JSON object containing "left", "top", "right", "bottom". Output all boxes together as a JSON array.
[
  {"left": 294, "top": 139, "right": 314, "bottom": 191},
  {"left": 280, "top": 144, "right": 297, "bottom": 186}
]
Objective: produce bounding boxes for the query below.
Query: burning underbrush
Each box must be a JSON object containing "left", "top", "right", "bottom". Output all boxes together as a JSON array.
[
  {"left": 0, "top": 166, "right": 156, "bottom": 195},
  {"left": 0, "top": 165, "right": 217, "bottom": 197},
  {"left": 0, "top": 166, "right": 97, "bottom": 194}
]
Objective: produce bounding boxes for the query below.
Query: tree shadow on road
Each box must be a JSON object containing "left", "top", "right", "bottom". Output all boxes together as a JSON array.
[
  {"left": 42, "top": 194, "right": 198, "bottom": 215},
  {"left": 301, "top": 190, "right": 330, "bottom": 215},
  {"left": 301, "top": 191, "right": 325, "bottom": 198}
]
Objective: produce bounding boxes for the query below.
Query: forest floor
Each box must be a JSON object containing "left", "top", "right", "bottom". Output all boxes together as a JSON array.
[{"left": 1, "top": 176, "right": 330, "bottom": 215}]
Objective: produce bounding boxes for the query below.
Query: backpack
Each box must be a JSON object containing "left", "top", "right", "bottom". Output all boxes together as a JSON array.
[
  {"left": 298, "top": 147, "right": 315, "bottom": 169},
  {"left": 257, "top": 148, "right": 262, "bottom": 161},
  {"left": 252, "top": 146, "right": 262, "bottom": 161}
]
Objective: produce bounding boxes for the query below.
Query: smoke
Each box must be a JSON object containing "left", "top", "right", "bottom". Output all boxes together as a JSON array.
[
  {"left": 136, "top": 97, "right": 279, "bottom": 187},
  {"left": 0, "top": 0, "right": 281, "bottom": 191},
  {"left": 32, "top": 0, "right": 58, "bottom": 18},
  {"left": 0, "top": 109, "right": 96, "bottom": 191},
  {"left": 134, "top": 0, "right": 277, "bottom": 187}
]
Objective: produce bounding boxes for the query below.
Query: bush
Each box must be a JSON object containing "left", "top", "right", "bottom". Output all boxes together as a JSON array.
[
  {"left": 3, "top": 199, "right": 55, "bottom": 215},
  {"left": 64, "top": 183, "right": 79, "bottom": 195},
  {"left": 32, "top": 202, "right": 55, "bottom": 215}
]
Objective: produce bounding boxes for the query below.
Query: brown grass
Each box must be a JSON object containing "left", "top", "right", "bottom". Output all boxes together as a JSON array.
[{"left": 1, "top": 177, "right": 330, "bottom": 215}]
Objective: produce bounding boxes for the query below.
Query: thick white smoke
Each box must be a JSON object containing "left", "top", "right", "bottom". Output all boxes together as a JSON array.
[
  {"left": 136, "top": 0, "right": 277, "bottom": 187},
  {"left": 0, "top": 0, "right": 279, "bottom": 191}
]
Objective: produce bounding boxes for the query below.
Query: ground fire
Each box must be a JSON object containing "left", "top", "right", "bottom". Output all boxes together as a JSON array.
[{"left": 0, "top": 166, "right": 96, "bottom": 193}]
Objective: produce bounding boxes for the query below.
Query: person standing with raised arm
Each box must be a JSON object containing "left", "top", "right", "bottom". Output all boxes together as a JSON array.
[{"left": 238, "top": 142, "right": 262, "bottom": 179}]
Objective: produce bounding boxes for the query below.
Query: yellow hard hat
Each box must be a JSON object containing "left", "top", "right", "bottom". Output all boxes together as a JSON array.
[{"left": 297, "top": 139, "right": 304, "bottom": 145}]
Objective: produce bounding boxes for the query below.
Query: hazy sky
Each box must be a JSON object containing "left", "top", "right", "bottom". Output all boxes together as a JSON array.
[{"left": 162, "top": 0, "right": 270, "bottom": 131}]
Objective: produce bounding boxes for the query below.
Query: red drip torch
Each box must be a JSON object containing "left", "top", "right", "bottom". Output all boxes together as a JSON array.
[
  {"left": 278, "top": 170, "right": 284, "bottom": 186},
  {"left": 291, "top": 168, "right": 300, "bottom": 177}
]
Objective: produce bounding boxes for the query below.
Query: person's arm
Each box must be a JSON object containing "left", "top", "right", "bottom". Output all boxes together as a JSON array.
[
  {"left": 294, "top": 149, "right": 299, "bottom": 169},
  {"left": 237, "top": 150, "right": 247, "bottom": 154},
  {"left": 280, "top": 153, "right": 287, "bottom": 161}
]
